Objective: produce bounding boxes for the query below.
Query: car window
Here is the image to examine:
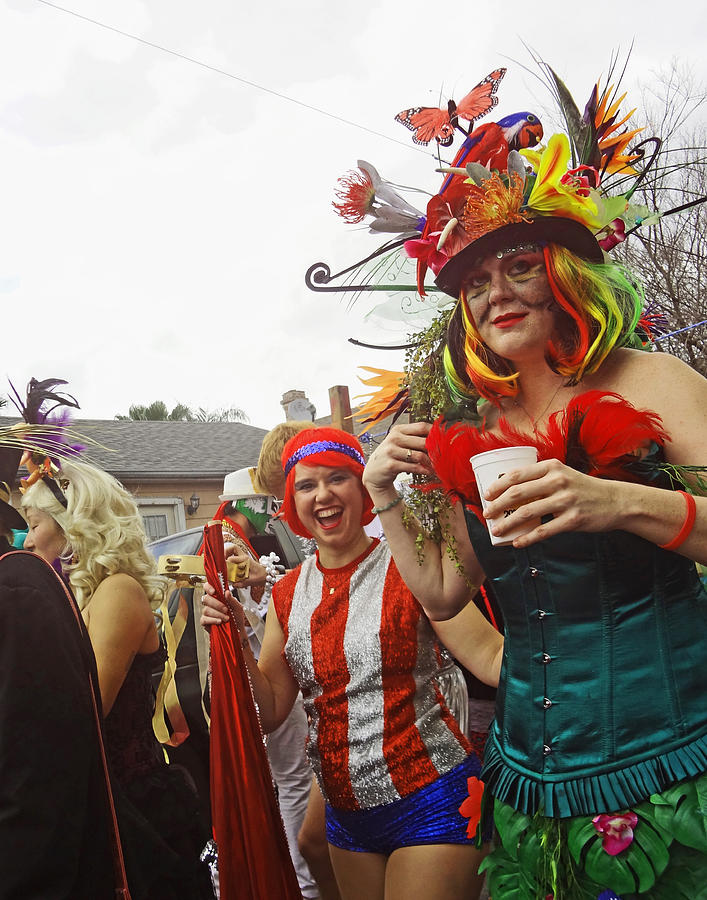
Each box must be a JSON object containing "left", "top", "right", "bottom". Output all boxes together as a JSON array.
[{"left": 148, "top": 528, "right": 203, "bottom": 558}]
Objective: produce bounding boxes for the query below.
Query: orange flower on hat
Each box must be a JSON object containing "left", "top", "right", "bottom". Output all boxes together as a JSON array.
[
  {"left": 593, "top": 85, "right": 644, "bottom": 176},
  {"left": 460, "top": 172, "right": 531, "bottom": 241}
]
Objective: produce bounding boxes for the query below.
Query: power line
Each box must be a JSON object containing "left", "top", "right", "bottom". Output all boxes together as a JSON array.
[{"left": 34, "top": 0, "right": 432, "bottom": 157}]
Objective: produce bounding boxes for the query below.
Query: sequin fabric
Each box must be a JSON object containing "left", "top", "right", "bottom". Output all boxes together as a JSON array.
[
  {"left": 284, "top": 441, "right": 365, "bottom": 476},
  {"left": 272, "top": 540, "right": 470, "bottom": 811},
  {"left": 325, "top": 754, "right": 481, "bottom": 852}
]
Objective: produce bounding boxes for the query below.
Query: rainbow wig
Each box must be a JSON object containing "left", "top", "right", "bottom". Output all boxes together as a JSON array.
[
  {"left": 443, "top": 244, "right": 644, "bottom": 405},
  {"left": 280, "top": 427, "right": 375, "bottom": 538}
]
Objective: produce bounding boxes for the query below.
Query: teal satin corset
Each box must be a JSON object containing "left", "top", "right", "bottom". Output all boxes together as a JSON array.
[{"left": 465, "top": 506, "right": 707, "bottom": 818}]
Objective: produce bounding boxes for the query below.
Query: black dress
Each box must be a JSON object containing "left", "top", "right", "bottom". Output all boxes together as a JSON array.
[{"left": 106, "top": 646, "right": 213, "bottom": 900}]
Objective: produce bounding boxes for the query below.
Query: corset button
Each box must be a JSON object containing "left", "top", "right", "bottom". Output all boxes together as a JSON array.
[
  {"left": 541, "top": 652, "right": 552, "bottom": 664},
  {"left": 529, "top": 567, "right": 539, "bottom": 578},
  {"left": 543, "top": 743, "right": 552, "bottom": 756},
  {"left": 543, "top": 697, "right": 553, "bottom": 709},
  {"left": 538, "top": 609, "right": 547, "bottom": 619}
]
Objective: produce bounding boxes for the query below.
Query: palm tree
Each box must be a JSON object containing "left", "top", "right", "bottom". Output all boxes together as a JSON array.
[
  {"left": 115, "top": 401, "right": 194, "bottom": 421},
  {"left": 191, "top": 406, "right": 249, "bottom": 423},
  {"left": 115, "top": 401, "right": 248, "bottom": 422}
]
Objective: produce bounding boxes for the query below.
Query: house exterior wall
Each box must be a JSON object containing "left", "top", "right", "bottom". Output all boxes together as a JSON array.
[
  {"left": 11, "top": 478, "right": 226, "bottom": 540},
  {"left": 121, "top": 478, "right": 224, "bottom": 536}
]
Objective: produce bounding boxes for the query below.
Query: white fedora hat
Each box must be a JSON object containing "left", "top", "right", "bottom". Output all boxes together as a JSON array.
[{"left": 219, "top": 466, "right": 265, "bottom": 501}]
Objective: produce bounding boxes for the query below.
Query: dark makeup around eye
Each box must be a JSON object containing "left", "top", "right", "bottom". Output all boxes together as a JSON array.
[
  {"left": 461, "top": 250, "right": 545, "bottom": 296},
  {"left": 462, "top": 256, "right": 548, "bottom": 318}
]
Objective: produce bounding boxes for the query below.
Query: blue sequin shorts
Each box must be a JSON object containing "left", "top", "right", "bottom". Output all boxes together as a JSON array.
[{"left": 325, "top": 753, "right": 482, "bottom": 854}]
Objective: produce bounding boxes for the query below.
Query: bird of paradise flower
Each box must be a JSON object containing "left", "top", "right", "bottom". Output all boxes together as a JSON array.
[{"left": 353, "top": 367, "right": 409, "bottom": 434}]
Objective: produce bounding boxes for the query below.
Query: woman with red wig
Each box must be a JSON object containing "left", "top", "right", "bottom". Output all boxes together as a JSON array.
[{"left": 201, "top": 426, "right": 502, "bottom": 900}]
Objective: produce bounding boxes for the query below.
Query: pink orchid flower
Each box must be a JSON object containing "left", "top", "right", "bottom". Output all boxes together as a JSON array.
[
  {"left": 598, "top": 217, "right": 627, "bottom": 251},
  {"left": 403, "top": 234, "right": 449, "bottom": 275},
  {"left": 592, "top": 811, "right": 638, "bottom": 855}
]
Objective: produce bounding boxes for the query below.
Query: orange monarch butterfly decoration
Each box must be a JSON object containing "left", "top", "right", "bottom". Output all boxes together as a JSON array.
[{"left": 395, "top": 68, "right": 506, "bottom": 146}]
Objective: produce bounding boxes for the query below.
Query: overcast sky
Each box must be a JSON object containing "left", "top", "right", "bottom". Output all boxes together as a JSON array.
[{"left": 1, "top": 0, "right": 705, "bottom": 429}]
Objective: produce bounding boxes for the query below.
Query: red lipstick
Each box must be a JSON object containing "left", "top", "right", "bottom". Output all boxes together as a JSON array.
[{"left": 492, "top": 312, "right": 527, "bottom": 328}]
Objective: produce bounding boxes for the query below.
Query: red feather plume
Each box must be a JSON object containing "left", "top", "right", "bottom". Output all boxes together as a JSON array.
[{"left": 426, "top": 392, "right": 669, "bottom": 516}]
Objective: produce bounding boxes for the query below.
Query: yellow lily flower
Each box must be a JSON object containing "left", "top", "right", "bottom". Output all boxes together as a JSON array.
[
  {"left": 522, "top": 134, "right": 602, "bottom": 228},
  {"left": 521, "top": 145, "right": 544, "bottom": 172}
]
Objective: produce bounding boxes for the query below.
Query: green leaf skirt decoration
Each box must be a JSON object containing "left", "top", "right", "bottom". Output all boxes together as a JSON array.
[{"left": 480, "top": 772, "right": 707, "bottom": 899}]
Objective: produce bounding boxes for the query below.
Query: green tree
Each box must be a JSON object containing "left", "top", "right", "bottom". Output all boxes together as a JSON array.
[
  {"left": 616, "top": 61, "right": 707, "bottom": 376},
  {"left": 115, "top": 401, "right": 249, "bottom": 423},
  {"left": 115, "top": 401, "right": 194, "bottom": 421},
  {"left": 191, "top": 406, "right": 249, "bottom": 423}
]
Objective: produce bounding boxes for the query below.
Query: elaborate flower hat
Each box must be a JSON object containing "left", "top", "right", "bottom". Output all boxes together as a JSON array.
[
  {"left": 307, "top": 58, "right": 704, "bottom": 424},
  {"left": 280, "top": 427, "right": 374, "bottom": 538},
  {"left": 424, "top": 79, "right": 647, "bottom": 298},
  {"left": 311, "top": 59, "right": 704, "bottom": 304}
]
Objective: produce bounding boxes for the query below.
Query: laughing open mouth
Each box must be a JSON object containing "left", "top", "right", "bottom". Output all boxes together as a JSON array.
[{"left": 315, "top": 507, "right": 344, "bottom": 529}]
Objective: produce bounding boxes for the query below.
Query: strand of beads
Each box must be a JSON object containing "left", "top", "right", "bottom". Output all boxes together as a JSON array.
[{"left": 259, "top": 551, "right": 284, "bottom": 599}]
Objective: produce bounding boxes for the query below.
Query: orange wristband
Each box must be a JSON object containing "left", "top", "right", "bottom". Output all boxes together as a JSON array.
[{"left": 659, "top": 490, "right": 696, "bottom": 551}]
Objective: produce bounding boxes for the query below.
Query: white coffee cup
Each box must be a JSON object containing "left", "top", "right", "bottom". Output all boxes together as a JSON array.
[{"left": 470, "top": 446, "right": 540, "bottom": 546}]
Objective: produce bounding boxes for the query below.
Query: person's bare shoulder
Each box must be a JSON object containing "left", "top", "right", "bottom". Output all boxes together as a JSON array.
[
  {"left": 602, "top": 348, "right": 707, "bottom": 465},
  {"left": 599, "top": 348, "right": 704, "bottom": 404},
  {"left": 89, "top": 573, "right": 152, "bottom": 622}
]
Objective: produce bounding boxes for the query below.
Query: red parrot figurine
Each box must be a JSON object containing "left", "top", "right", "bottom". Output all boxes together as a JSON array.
[
  {"left": 407, "top": 111, "right": 544, "bottom": 294},
  {"left": 439, "top": 110, "right": 544, "bottom": 193}
]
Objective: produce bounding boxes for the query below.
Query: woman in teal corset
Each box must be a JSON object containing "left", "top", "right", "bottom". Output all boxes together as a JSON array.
[{"left": 360, "top": 85, "right": 707, "bottom": 899}]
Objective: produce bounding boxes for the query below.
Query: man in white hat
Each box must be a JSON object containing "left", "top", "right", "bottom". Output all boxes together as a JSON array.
[{"left": 213, "top": 467, "right": 278, "bottom": 649}]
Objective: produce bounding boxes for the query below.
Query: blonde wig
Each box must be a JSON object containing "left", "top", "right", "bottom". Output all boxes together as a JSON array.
[
  {"left": 21, "top": 460, "right": 164, "bottom": 610},
  {"left": 253, "top": 420, "right": 313, "bottom": 498}
]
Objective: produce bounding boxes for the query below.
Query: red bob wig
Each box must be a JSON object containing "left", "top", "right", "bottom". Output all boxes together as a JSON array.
[{"left": 280, "top": 427, "right": 375, "bottom": 537}]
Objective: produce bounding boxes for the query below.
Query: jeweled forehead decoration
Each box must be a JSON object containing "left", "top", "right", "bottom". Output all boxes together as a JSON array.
[
  {"left": 284, "top": 441, "right": 365, "bottom": 476},
  {"left": 495, "top": 243, "right": 541, "bottom": 260}
]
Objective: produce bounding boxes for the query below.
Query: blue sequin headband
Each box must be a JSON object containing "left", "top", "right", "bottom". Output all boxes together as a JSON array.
[{"left": 284, "top": 440, "right": 365, "bottom": 476}]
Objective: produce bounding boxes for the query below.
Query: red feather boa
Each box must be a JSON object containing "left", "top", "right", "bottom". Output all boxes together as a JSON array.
[{"left": 426, "top": 391, "right": 669, "bottom": 515}]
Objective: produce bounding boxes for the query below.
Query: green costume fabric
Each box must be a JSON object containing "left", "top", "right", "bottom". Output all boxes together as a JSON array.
[
  {"left": 426, "top": 395, "right": 707, "bottom": 895},
  {"left": 460, "top": 441, "right": 707, "bottom": 897},
  {"left": 465, "top": 507, "right": 707, "bottom": 820},
  {"left": 481, "top": 775, "right": 707, "bottom": 899}
]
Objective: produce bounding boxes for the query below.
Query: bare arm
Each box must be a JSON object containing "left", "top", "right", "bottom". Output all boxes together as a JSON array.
[
  {"left": 431, "top": 596, "right": 503, "bottom": 687},
  {"left": 363, "top": 422, "right": 485, "bottom": 619},
  {"left": 485, "top": 353, "right": 707, "bottom": 564},
  {"left": 83, "top": 573, "right": 157, "bottom": 715},
  {"left": 200, "top": 588, "right": 299, "bottom": 732}
]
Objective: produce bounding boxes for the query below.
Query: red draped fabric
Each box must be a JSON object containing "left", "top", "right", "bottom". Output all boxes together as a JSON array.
[{"left": 203, "top": 521, "right": 302, "bottom": 900}]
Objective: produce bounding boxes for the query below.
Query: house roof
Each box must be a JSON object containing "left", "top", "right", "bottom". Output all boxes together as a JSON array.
[{"left": 0, "top": 417, "right": 269, "bottom": 480}]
